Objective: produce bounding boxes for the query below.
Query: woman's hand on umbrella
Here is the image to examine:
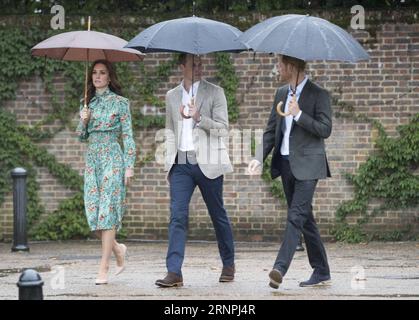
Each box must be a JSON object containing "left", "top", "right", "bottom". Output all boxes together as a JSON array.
[
  {"left": 80, "top": 106, "right": 91, "bottom": 126},
  {"left": 124, "top": 168, "right": 134, "bottom": 186}
]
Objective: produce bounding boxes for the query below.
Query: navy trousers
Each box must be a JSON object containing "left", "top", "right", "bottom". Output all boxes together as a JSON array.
[{"left": 166, "top": 157, "right": 235, "bottom": 276}]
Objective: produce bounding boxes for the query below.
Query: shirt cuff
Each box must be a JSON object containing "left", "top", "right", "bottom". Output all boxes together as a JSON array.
[
  {"left": 294, "top": 110, "right": 302, "bottom": 122},
  {"left": 195, "top": 115, "right": 202, "bottom": 127}
]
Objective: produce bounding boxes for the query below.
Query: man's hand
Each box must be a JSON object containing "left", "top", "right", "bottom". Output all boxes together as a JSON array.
[
  {"left": 248, "top": 159, "right": 262, "bottom": 175},
  {"left": 188, "top": 98, "right": 200, "bottom": 122},
  {"left": 288, "top": 94, "right": 300, "bottom": 116}
]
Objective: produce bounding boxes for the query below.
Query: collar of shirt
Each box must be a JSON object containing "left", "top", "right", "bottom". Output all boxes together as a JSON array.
[
  {"left": 181, "top": 80, "right": 200, "bottom": 98},
  {"left": 288, "top": 75, "right": 308, "bottom": 99},
  {"left": 95, "top": 86, "right": 111, "bottom": 97}
]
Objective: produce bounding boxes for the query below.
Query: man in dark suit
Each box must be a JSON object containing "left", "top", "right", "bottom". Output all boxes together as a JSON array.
[{"left": 248, "top": 55, "right": 332, "bottom": 288}]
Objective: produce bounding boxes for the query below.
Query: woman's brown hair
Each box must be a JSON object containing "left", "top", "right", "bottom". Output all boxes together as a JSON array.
[{"left": 86, "top": 59, "right": 123, "bottom": 105}]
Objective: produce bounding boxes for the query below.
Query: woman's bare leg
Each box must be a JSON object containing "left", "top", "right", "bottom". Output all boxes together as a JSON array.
[
  {"left": 112, "top": 240, "right": 124, "bottom": 266},
  {"left": 97, "top": 229, "right": 116, "bottom": 279}
]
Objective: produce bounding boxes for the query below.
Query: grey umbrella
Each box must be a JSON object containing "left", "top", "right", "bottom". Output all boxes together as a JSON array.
[
  {"left": 125, "top": 16, "right": 246, "bottom": 55},
  {"left": 126, "top": 15, "right": 246, "bottom": 117},
  {"left": 238, "top": 14, "right": 369, "bottom": 62},
  {"left": 239, "top": 14, "right": 369, "bottom": 116}
]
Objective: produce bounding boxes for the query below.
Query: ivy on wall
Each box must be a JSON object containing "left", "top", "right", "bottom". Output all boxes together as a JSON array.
[
  {"left": 1, "top": 16, "right": 417, "bottom": 243},
  {"left": 215, "top": 53, "right": 240, "bottom": 122},
  {"left": 0, "top": 22, "right": 241, "bottom": 240},
  {"left": 253, "top": 83, "right": 418, "bottom": 243},
  {"left": 331, "top": 100, "right": 419, "bottom": 243}
]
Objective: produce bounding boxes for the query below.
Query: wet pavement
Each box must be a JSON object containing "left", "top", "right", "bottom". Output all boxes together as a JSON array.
[{"left": 0, "top": 241, "right": 418, "bottom": 300}]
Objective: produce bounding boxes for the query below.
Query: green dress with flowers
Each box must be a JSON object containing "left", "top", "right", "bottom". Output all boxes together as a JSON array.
[{"left": 76, "top": 88, "right": 136, "bottom": 231}]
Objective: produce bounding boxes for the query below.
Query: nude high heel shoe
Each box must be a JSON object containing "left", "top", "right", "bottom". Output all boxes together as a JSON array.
[
  {"left": 95, "top": 267, "right": 109, "bottom": 285},
  {"left": 115, "top": 243, "right": 127, "bottom": 276},
  {"left": 95, "top": 278, "right": 108, "bottom": 285}
]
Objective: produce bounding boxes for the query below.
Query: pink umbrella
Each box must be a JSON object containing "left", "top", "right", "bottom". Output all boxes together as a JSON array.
[{"left": 31, "top": 17, "right": 144, "bottom": 108}]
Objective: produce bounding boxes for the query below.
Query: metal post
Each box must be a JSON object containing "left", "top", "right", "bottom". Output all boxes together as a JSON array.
[
  {"left": 11, "top": 168, "right": 29, "bottom": 252},
  {"left": 17, "top": 269, "right": 44, "bottom": 300}
]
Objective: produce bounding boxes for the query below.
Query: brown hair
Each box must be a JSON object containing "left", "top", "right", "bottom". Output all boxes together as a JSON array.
[
  {"left": 178, "top": 53, "right": 188, "bottom": 66},
  {"left": 281, "top": 55, "right": 306, "bottom": 72},
  {"left": 86, "top": 59, "right": 123, "bottom": 105}
]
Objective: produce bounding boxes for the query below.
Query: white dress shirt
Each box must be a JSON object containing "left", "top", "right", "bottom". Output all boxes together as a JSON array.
[
  {"left": 280, "top": 76, "right": 308, "bottom": 156},
  {"left": 179, "top": 80, "right": 200, "bottom": 151}
]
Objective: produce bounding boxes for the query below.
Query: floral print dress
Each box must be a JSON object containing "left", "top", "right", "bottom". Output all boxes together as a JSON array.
[{"left": 77, "top": 88, "right": 136, "bottom": 231}]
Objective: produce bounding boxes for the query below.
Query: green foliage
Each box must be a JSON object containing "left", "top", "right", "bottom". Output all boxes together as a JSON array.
[
  {"left": 332, "top": 114, "right": 419, "bottom": 243},
  {"left": 261, "top": 156, "right": 286, "bottom": 202},
  {"left": 3, "top": 14, "right": 416, "bottom": 243},
  {"left": 0, "top": 21, "right": 240, "bottom": 241},
  {"left": 215, "top": 52, "right": 240, "bottom": 123},
  {"left": 29, "top": 192, "right": 90, "bottom": 240},
  {"left": 0, "top": 109, "right": 46, "bottom": 226},
  {"left": 331, "top": 223, "right": 367, "bottom": 244},
  {"left": 130, "top": 57, "right": 178, "bottom": 129},
  {"left": 1, "top": 0, "right": 415, "bottom": 15},
  {"left": 250, "top": 133, "right": 286, "bottom": 205}
]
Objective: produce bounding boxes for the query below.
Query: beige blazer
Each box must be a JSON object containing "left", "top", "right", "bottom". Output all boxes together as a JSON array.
[{"left": 164, "top": 79, "right": 233, "bottom": 179}]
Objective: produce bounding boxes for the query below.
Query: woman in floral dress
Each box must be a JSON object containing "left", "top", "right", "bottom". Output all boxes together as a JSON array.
[{"left": 77, "top": 59, "right": 136, "bottom": 284}]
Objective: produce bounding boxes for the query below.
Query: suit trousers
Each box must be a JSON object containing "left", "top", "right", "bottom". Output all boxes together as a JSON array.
[
  {"left": 273, "top": 155, "right": 330, "bottom": 277},
  {"left": 166, "top": 154, "right": 235, "bottom": 276}
]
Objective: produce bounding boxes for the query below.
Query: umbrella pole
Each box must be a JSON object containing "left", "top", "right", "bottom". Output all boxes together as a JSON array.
[
  {"left": 83, "top": 16, "right": 91, "bottom": 109},
  {"left": 84, "top": 59, "right": 88, "bottom": 108},
  {"left": 180, "top": 54, "right": 194, "bottom": 119},
  {"left": 293, "top": 69, "right": 300, "bottom": 96},
  {"left": 277, "top": 68, "right": 299, "bottom": 117},
  {"left": 192, "top": 54, "right": 194, "bottom": 98},
  {"left": 84, "top": 16, "right": 91, "bottom": 109}
]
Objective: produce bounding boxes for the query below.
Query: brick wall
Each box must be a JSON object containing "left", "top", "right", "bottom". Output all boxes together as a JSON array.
[{"left": 1, "top": 11, "right": 418, "bottom": 242}]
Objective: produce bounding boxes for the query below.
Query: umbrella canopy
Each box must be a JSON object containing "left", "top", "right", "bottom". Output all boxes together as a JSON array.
[
  {"left": 31, "top": 30, "right": 144, "bottom": 62},
  {"left": 31, "top": 17, "right": 144, "bottom": 109},
  {"left": 125, "top": 16, "right": 246, "bottom": 54},
  {"left": 239, "top": 14, "right": 369, "bottom": 62}
]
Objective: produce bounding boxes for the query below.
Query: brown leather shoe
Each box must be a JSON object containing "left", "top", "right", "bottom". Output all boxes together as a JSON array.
[
  {"left": 155, "top": 272, "right": 183, "bottom": 287},
  {"left": 268, "top": 269, "right": 283, "bottom": 289},
  {"left": 219, "top": 264, "right": 235, "bottom": 282}
]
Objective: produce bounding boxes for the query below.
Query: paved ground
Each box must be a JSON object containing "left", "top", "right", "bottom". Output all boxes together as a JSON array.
[{"left": 1, "top": 241, "right": 418, "bottom": 300}]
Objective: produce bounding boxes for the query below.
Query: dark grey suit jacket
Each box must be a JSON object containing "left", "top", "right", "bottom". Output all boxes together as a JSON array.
[{"left": 256, "top": 79, "right": 332, "bottom": 181}]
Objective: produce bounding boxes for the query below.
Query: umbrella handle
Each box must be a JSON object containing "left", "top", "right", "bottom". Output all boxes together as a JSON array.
[
  {"left": 276, "top": 101, "right": 291, "bottom": 117},
  {"left": 180, "top": 105, "right": 191, "bottom": 119}
]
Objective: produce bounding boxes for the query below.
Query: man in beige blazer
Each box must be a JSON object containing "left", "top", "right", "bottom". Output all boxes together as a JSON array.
[{"left": 155, "top": 53, "right": 235, "bottom": 287}]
